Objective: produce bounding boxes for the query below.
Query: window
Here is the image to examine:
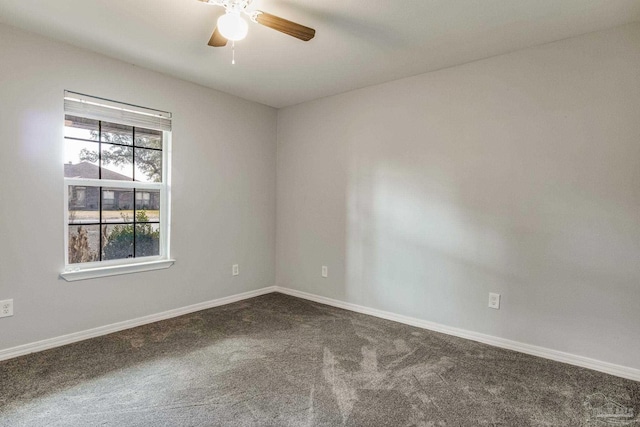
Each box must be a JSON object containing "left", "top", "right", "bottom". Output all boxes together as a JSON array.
[
  {"left": 61, "top": 91, "right": 173, "bottom": 281},
  {"left": 69, "top": 186, "right": 86, "bottom": 208}
]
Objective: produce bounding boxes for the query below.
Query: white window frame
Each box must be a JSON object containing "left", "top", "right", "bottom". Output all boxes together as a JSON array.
[{"left": 60, "top": 92, "right": 174, "bottom": 281}]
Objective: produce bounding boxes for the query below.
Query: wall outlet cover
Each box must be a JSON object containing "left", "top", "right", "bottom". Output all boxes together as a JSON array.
[
  {"left": 0, "top": 299, "right": 13, "bottom": 318},
  {"left": 488, "top": 293, "right": 500, "bottom": 309},
  {"left": 321, "top": 266, "right": 328, "bottom": 278},
  {"left": 232, "top": 264, "right": 239, "bottom": 276}
]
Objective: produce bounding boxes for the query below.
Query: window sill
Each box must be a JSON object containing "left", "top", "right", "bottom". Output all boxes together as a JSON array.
[{"left": 60, "top": 259, "right": 175, "bottom": 282}]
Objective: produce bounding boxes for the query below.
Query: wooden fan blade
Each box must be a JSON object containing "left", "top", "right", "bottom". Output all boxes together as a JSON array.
[
  {"left": 255, "top": 11, "right": 315, "bottom": 41},
  {"left": 208, "top": 27, "right": 228, "bottom": 47}
]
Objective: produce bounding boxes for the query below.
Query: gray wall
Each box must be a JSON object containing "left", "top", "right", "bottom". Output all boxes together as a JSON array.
[
  {"left": 0, "top": 24, "right": 277, "bottom": 350},
  {"left": 2, "top": 20, "right": 639, "bottom": 373},
  {"left": 276, "top": 24, "right": 640, "bottom": 370}
]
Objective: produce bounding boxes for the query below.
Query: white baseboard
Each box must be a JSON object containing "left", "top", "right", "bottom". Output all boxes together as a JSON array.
[
  {"left": 0, "top": 286, "right": 276, "bottom": 362},
  {"left": 274, "top": 286, "right": 640, "bottom": 382},
  {"left": 3, "top": 285, "right": 638, "bottom": 382}
]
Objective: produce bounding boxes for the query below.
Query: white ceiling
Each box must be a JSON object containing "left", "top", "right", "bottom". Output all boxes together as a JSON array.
[{"left": 1, "top": 0, "right": 639, "bottom": 108}]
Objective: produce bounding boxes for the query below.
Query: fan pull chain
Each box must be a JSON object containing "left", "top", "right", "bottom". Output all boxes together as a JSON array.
[{"left": 232, "top": 41, "right": 236, "bottom": 65}]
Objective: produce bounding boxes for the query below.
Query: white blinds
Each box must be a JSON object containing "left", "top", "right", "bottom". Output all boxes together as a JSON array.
[{"left": 64, "top": 91, "right": 172, "bottom": 131}]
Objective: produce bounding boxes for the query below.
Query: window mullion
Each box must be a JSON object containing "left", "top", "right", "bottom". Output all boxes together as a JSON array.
[
  {"left": 133, "top": 188, "right": 137, "bottom": 259},
  {"left": 99, "top": 185, "right": 103, "bottom": 261},
  {"left": 132, "top": 126, "right": 136, "bottom": 182},
  {"left": 98, "top": 120, "right": 102, "bottom": 180}
]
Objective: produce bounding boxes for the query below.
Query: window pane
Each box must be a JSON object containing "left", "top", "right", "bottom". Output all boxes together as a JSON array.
[
  {"left": 103, "top": 224, "right": 134, "bottom": 260},
  {"left": 101, "top": 122, "right": 133, "bottom": 145},
  {"left": 102, "top": 188, "right": 134, "bottom": 222},
  {"left": 64, "top": 115, "right": 98, "bottom": 140},
  {"left": 68, "top": 186, "right": 100, "bottom": 224},
  {"left": 134, "top": 148, "right": 163, "bottom": 183},
  {"left": 69, "top": 186, "right": 86, "bottom": 208},
  {"left": 101, "top": 143, "right": 134, "bottom": 180},
  {"left": 68, "top": 224, "right": 100, "bottom": 264},
  {"left": 136, "top": 223, "right": 160, "bottom": 257},
  {"left": 135, "top": 190, "right": 160, "bottom": 222},
  {"left": 64, "top": 139, "right": 99, "bottom": 178},
  {"left": 135, "top": 128, "right": 162, "bottom": 149}
]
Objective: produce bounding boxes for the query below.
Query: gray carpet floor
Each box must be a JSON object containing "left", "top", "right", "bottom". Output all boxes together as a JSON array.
[{"left": 0, "top": 293, "right": 638, "bottom": 426}]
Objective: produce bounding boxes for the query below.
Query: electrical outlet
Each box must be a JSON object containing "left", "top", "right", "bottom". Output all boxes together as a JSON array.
[
  {"left": 321, "top": 266, "right": 328, "bottom": 278},
  {"left": 232, "top": 264, "right": 239, "bottom": 276},
  {"left": 488, "top": 293, "right": 500, "bottom": 309},
  {"left": 0, "top": 299, "right": 13, "bottom": 318}
]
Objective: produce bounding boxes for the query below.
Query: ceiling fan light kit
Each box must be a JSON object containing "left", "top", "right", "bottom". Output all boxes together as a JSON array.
[
  {"left": 217, "top": 12, "right": 248, "bottom": 41},
  {"left": 198, "top": 0, "right": 315, "bottom": 48}
]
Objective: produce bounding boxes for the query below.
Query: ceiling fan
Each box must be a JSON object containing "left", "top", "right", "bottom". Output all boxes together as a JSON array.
[{"left": 198, "top": 0, "right": 316, "bottom": 47}]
